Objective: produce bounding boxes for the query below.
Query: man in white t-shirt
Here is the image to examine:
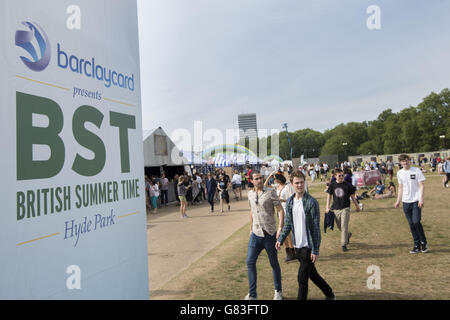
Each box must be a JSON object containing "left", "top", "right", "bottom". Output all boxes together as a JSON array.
[{"left": 394, "top": 154, "right": 429, "bottom": 254}]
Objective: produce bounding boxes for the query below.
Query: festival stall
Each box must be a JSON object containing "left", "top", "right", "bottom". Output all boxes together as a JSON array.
[{"left": 354, "top": 170, "right": 382, "bottom": 187}]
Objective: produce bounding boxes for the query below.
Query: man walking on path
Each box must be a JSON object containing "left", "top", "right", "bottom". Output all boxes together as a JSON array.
[
  {"left": 245, "top": 171, "right": 285, "bottom": 300},
  {"left": 276, "top": 171, "right": 335, "bottom": 300},
  {"left": 394, "top": 154, "right": 429, "bottom": 253},
  {"left": 325, "top": 168, "right": 360, "bottom": 252},
  {"left": 206, "top": 172, "right": 218, "bottom": 212},
  {"left": 160, "top": 173, "right": 169, "bottom": 206}
]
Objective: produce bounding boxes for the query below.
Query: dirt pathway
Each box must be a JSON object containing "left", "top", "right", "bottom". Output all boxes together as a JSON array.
[{"left": 147, "top": 191, "right": 250, "bottom": 299}]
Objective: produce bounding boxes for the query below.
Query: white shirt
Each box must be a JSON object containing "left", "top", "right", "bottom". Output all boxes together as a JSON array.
[
  {"left": 351, "top": 175, "right": 357, "bottom": 188},
  {"left": 292, "top": 198, "right": 310, "bottom": 249},
  {"left": 232, "top": 174, "right": 242, "bottom": 184},
  {"left": 277, "top": 184, "right": 295, "bottom": 211},
  {"left": 160, "top": 177, "right": 169, "bottom": 190},
  {"left": 152, "top": 184, "right": 160, "bottom": 197},
  {"left": 260, "top": 167, "right": 266, "bottom": 177},
  {"left": 437, "top": 162, "right": 443, "bottom": 174},
  {"left": 397, "top": 166, "right": 425, "bottom": 203}
]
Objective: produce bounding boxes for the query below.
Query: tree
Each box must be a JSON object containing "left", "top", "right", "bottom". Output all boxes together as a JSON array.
[
  {"left": 320, "top": 122, "right": 368, "bottom": 157},
  {"left": 320, "top": 134, "right": 348, "bottom": 156},
  {"left": 416, "top": 89, "right": 450, "bottom": 151},
  {"left": 291, "top": 129, "right": 325, "bottom": 158},
  {"left": 383, "top": 114, "right": 402, "bottom": 153},
  {"left": 364, "top": 108, "right": 395, "bottom": 154},
  {"left": 357, "top": 140, "right": 377, "bottom": 155},
  {"left": 282, "top": 88, "right": 449, "bottom": 158}
]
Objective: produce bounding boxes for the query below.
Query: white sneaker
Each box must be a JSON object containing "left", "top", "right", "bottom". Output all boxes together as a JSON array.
[
  {"left": 273, "top": 290, "right": 283, "bottom": 300},
  {"left": 244, "top": 293, "right": 257, "bottom": 300},
  {"left": 359, "top": 203, "right": 364, "bottom": 211}
]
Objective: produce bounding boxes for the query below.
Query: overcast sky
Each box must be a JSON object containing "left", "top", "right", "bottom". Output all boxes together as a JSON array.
[{"left": 137, "top": 0, "right": 450, "bottom": 141}]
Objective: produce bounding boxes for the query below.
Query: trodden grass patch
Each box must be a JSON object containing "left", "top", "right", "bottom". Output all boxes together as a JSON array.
[{"left": 155, "top": 172, "right": 450, "bottom": 300}]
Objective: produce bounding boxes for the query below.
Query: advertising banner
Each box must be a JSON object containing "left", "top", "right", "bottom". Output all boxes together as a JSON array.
[
  {"left": 354, "top": 170, "right": 382, "bottom": 187},
  {"left": 0, "top": 0, "right": 148, "bottom": 299}
]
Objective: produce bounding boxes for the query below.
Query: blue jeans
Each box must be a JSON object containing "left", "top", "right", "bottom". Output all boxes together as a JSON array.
[
  {"left": 403, "top": 202, "right": 427, "bottom": 246},
  {"left": 246, "top": 232, "right": 282, "bottom": 298},
  {"left": 207, "top": 192, "right": 215, "bottom": 211},
  {"left": 160, "top": 190, "right": 168, "bottom": 205}
]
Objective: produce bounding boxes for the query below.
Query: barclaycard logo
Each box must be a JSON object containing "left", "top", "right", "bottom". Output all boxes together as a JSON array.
[
  {"left": 15, "top": 20, "right": 134, "bottom": 91},
  {"left": 57, "top": 44, "right": 135, "bottom": 91},
  {"left": 15, "top": 21, "right": 51, "bottom": 72}
]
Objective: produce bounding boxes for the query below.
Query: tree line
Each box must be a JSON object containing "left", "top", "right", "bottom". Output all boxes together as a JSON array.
[{"left": 269, "top": 88, "right": 449, "bottom": 160}]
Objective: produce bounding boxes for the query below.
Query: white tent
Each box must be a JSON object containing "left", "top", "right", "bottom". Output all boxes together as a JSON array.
[
  {"left": 142, "top": 127, "right": 190, "bottom": 203},
  {"left": 269, "top": 159, "right": 281, "bottom": 169},
  {"left": 142, "top": 127, "right": 189, "bottom": 168},
  {"left": 213, "top": 153, "right": 231, "bottom": 167},
  {"left": 281, "top": 160, "right": 293, "bottom": 166}
]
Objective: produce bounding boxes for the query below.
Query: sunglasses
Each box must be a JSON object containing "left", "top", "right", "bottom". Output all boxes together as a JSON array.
[
  {"left": 256, "top": 191, "right": 264, "bottom": 205},
  {"left": 253, "top": 177, "right": 262, "bottom": 180}
]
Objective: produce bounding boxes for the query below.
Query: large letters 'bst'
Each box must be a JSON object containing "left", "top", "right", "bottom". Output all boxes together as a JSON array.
[{"left": 16, "top": 92, "right": 136, "bottom": 180}]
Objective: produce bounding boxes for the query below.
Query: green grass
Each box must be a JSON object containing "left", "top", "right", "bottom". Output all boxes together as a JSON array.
[{"left": 157, "top": 172, "right": 450, "bottom": 300}]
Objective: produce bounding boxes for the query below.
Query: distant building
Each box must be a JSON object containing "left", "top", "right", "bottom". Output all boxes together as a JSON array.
[{"left": 238, "top": 113, "right": 258, "bottom": 141}]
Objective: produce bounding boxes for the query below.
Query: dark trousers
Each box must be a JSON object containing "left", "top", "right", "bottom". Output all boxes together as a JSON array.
[
  {"left": 160, "top": 190, "right": 168, "bottom": 205},
  {"left": 246, "top": 232, "right": 282, "bottom": 298},
  {"left": 296, "top": 247, "right": 333, "bottom": 300},
  {"left": 445, "top": 173, "right": 450, "bottom": 187},
  {"left": 208, "top": 192, "right": 215, "bottom": 211},
  {"left": 403, "top": 202, "right": 427, "bottom": 246},
  {"left": 221, "top": 191, "right": 230, "bottom": 204},
  {"left": 174, "top": 185, "right": 180, "bottom": 203}
]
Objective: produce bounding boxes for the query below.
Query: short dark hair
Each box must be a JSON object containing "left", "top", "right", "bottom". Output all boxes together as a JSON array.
[
  {"left": 274, "top": 174, "right": 286, "bottom": 184},
  {"left": 251, "top": 171, "right": 261, "bottom": 179},
  {"left": 290, "top": 170, "right": 305, "bottom": 181},
  {"left": 398, "top": 154, "right": 410, "bottom": 161},
  {"left": 334, "top": 168, "right": 343, "bottom": 174}
]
